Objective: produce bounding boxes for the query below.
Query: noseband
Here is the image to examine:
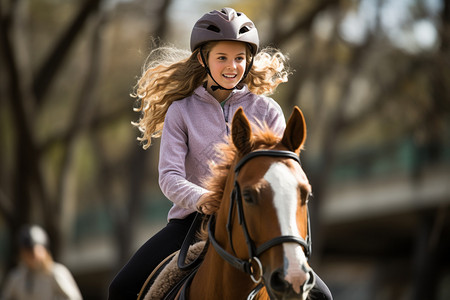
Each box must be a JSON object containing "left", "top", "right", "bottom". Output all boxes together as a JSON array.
[{"left": 208, "top": 149, "right": 312, "bottom": 283}]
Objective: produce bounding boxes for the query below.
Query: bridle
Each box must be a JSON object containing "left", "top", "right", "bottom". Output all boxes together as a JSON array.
[{"left": 208, "top": 149, "right": 312, "bottom": 284}]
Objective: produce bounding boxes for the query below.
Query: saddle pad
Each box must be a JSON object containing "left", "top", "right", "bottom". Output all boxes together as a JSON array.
[{"left": 144, "top": 241, "right": 206, "bottom": 300}]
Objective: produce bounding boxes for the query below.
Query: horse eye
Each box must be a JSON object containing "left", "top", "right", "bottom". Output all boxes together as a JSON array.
[{"left": 242, "top": 190, "right": 254, "bottom": 203}]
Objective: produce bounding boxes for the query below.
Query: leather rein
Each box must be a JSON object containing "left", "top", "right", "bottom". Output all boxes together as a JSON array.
[{"left": 207, "top": 149, "right": 312, "bottom": 284}]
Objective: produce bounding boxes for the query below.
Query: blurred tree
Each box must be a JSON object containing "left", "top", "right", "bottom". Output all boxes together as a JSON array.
[
  {"left": 255, "top": 0, "right": 449, "bottom": 262},
  {"left": 0, "top": 0, "right": 102, "bottom": 267},
  {"left": 102, "top": 0, "right": 175, "bottom": 268},
  {"left": 0, "top": 0, "right": 175, "bottom": 274}
]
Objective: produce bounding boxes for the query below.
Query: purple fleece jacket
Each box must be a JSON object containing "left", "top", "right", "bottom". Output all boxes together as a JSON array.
[{"left": 159, "top": 84, "right": 286, "bottom": 220}]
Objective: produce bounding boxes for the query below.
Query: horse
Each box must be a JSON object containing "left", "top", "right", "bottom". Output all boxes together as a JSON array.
[{"left": 145, "top": 106, "right": 315, "bottom": 300}]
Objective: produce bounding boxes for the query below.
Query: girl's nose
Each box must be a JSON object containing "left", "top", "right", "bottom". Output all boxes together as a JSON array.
[{"left": 227, "top": 60, "right": 236, "bottom": 69}]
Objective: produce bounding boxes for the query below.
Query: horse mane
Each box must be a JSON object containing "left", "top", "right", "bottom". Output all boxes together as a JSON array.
[
  {"left": 197, "top": 122, "right": 280, "bottom": 240},
  {"left": 201, "top": 122, "right": 281, "bottom": 215}
]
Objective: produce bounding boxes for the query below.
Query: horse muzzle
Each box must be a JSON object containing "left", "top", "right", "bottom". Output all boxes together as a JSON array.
[{"left": 266, "top": 264, "right": 315, "bottom": 300}]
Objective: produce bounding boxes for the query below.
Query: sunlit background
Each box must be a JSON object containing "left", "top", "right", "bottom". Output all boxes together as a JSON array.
[{"left": 1, "top": 0, "right": 449, "bottom": 299}]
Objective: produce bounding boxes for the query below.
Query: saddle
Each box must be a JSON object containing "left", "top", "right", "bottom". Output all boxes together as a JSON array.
[{"left": 137, "top": 213, "right": 208, "bottom": 300}]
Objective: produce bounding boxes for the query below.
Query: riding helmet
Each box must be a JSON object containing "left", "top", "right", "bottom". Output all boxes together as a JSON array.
[
  {"left": 190, "top": 7, "right": 259, "bottom": 55},
  {"left": 18, "top": 224, "right": 49, "bottom": 249}
]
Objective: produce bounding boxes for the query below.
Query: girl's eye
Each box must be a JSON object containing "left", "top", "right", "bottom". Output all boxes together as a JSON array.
[
  {"left": 236, "top": 57, "right": 245, "bottom": 62},
  {"left": 218, "top": 56, "right": 226, "bottom": 60}
]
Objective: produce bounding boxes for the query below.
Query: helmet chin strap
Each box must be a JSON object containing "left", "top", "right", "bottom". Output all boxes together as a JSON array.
[{"left": 199, "top": 46, "right": 254, "bottom": 92}]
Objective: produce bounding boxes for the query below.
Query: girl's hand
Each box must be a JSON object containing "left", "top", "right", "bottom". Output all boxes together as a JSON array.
[{"left": 197, "top": 193, "right": 219, "bottom": 215}]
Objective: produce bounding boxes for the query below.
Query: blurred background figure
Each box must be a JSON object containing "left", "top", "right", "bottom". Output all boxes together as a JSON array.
[{"left": 1, "top": 225, "right": 82, "bottom": 300}]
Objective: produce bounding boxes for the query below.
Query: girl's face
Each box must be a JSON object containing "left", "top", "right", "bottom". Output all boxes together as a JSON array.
[{"left": 203, "top": 41, "right": 247, "bottom": 98}]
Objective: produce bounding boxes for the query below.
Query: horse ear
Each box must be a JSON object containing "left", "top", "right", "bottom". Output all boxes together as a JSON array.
[
  {"left": 232, "top": 107, "right": 253, "bottom": 155},
  {"left": 281, "top": 106, "right": 307, "bottom": 153}
]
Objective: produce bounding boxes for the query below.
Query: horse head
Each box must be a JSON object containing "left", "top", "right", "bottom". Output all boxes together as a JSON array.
[{"left": 227, "top": 106, "right": 315, "bottom": 299}]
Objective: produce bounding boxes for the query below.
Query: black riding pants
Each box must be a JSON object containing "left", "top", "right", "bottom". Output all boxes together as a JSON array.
[
  {"left": 108, "top": 213, "right": 197, "bottom": 300},
  {"left": 108, "top": 212, "right": 332, "bottom": 300}
]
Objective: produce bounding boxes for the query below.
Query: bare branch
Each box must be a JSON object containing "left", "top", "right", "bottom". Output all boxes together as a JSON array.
[
  {"left": 32, "top": 0, "right": 101, "bottom": 104},
  {"left": 271, "top": 0, "right": 338, "bottom": 47}
]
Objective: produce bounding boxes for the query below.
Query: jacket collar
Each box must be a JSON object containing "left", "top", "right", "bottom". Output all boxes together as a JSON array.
[{"left": 193, "top": 84, "right": 250, "bottom": 105}]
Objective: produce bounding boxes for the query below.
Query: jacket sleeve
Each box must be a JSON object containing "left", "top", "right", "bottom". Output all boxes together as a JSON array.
[
  {"left": 158, "top": 103, "right": 208, "bottom": 210},
  {"left": 52, "top": 264, "right": 83, "bottom": 300}
]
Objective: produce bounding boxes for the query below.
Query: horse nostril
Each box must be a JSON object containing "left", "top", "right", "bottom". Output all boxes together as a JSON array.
[
  {"left": 302, "top": 269, "right": 316, "bottom": 293},
  {"left": 269, "top": 269, "right": 288, "bottom": 292}
]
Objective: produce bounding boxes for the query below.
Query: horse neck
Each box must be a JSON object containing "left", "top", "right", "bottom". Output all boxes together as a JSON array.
[
  {"left": 190, "top": 242, "right": 255, "bottom": 299},
  {"left": 189, "top": 164, "right": 256, "bottom": 299}
]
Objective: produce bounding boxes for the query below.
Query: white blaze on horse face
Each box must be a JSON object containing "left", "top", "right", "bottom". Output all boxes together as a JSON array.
[{"left": 264, "top": 162, "right": 309, "bottom": 295}]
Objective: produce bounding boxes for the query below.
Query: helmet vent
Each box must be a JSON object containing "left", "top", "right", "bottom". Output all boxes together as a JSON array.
[
  {"left": 239, "top": 26, "right": 250, "bottom": 34},
  {"left": 207, "top": 25, "right": 221, "bottom": 33}
]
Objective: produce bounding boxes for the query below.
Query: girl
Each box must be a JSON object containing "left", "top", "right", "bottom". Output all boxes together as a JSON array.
[{"left": 108, "top": 8, "right": 332, "bottom": 300}]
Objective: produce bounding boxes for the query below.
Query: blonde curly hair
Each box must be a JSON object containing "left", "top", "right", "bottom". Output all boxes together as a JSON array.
[{"left": 132, "top": 42, "right": 290, "bottom": 149}]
